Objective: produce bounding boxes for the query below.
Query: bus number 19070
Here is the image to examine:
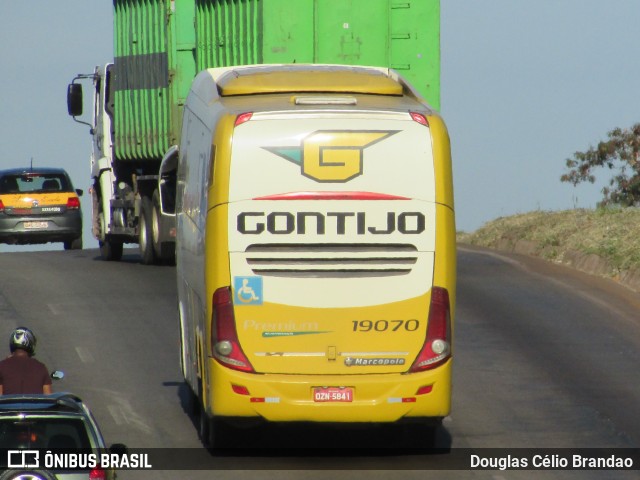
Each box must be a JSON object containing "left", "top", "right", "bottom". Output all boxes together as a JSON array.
[{"left": 351, "top": 319, "right": 419, "bottom": 332}]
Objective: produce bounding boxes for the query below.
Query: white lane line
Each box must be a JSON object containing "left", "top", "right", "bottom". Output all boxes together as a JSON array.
[
  {"left": 75, "top": 346, "right": 94, "bottom": 363},
  {"left": 107, "top": 404, "right": 127, "bottom": 426},
  {"left": 107, "top": 399, "right": 154, "bottom": 434},
  {"left": 47, "top": 304, "right": 60, "bottom": 315}
]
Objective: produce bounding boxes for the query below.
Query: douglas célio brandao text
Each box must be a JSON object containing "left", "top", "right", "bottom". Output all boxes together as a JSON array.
[{"left": 470, "top": 453, "right": 634, "bottom": 470}]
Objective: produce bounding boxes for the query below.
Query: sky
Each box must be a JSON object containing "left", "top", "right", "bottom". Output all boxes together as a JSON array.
[{"left": 1, "top": 1, "right": 640, "bottom": 252}]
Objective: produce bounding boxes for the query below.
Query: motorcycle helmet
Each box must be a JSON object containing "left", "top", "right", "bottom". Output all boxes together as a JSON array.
[{"left": 10, "top": 327, "right": 37, "bottom": 356}]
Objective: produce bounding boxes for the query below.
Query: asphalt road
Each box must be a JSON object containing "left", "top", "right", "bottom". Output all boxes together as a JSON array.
[{"left": 0, "top": 245, "right": 638, "bottom": 479}]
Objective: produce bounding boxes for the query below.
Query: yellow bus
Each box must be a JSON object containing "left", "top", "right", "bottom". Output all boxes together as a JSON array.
[{"left": 176, "top": 64, "right": 455, "bottom": 448}]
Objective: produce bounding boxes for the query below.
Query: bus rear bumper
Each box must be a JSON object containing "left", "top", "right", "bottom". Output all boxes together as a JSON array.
[{"left": 206, "top": 359, "right": 451, "bottom": 423}]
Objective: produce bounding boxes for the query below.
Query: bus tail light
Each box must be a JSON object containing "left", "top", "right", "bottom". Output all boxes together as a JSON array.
[
  {"left": 409, "top": 287, "right": 451, "bottom": 372},
  {"left": 0, "top": 199, "right": 4, "bottom": 212},
  {"left": 211, "top": 287, "right": 254, "bottom": 372}
]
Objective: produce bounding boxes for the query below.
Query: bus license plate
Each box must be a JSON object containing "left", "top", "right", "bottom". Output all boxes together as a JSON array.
[
  {"left": 313, "top": 387, "right": 353, "bottom": 402},
  {"left": 24, "top": 221, "right": 48, "bottom": 229}
]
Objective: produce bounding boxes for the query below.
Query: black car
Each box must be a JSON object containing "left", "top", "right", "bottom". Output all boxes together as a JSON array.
[{"left": 0, "top": 168, "right": 83, "bottom": 250}]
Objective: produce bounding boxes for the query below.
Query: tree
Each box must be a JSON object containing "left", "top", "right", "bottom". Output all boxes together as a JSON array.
[{"left": 561, "top": 123, "right": 640, "bottom": 206}]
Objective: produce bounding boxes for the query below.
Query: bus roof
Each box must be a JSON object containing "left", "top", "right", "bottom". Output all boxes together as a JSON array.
[{"left": 212, "top": 64, "right": 404, "bottom": 97}]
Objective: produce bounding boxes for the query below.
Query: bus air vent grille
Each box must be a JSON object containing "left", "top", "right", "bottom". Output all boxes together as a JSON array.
[{"left": 244, "top": 243, "right": 418, "bottom": 278}]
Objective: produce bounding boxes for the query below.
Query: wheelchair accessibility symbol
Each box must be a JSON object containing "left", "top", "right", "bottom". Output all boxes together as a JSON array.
[{"left": 234, "top": 276, "right": 263, "bottom": 305}]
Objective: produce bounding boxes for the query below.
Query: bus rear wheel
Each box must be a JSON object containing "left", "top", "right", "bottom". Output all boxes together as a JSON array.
[{"left": 198, "top": 403, "right": 236, "bottom": 449}]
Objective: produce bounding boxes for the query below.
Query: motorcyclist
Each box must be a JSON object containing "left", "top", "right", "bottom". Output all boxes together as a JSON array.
[{"left": 0, "top": 327, "right": 52, "bottom": 394}]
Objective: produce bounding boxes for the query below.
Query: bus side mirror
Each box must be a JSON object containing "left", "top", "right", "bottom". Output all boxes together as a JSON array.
[{"left": 67, "top": 83, "right": 83, "bottom": 117}]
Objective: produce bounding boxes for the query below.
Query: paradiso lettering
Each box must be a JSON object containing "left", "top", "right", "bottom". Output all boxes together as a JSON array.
[{"left": 237, "top": 211, "right": 425, "bottom": 235}]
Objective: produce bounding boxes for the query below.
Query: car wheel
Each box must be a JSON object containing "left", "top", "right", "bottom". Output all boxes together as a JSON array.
[
  {"left": 64, "top": 237, "right": 83, "bottom": 250},
  {"left": 0, "top": 470, "right": 57, "bottom": 480},
  {"left": 100, "top": 237, "right": 123, "bottom": 261},
  {"left": 139, "top": 196, "right": 157, "bottom": 265}
]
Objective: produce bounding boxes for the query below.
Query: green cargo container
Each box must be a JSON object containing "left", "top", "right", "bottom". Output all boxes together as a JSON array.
[{"left": 113, "top": 0, "right": 440, "bottom": 162}]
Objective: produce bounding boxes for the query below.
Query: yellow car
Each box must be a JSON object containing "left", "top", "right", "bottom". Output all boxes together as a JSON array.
[{"left": 0, "top": 168, "right": 83, "bottom": 250}]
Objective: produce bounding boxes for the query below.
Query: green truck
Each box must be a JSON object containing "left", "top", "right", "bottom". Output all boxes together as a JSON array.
[{"left": 67, "top": 0, "right": 440, "bottom": 263}]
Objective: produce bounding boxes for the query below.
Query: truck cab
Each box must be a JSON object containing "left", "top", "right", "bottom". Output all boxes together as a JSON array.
[{"left": 67, "top": 65, "right": 176, "bottom": 263}]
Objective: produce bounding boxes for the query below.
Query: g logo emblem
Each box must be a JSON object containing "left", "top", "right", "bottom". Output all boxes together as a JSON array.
[{"left": 265, "top": 130, "right": 398, "bottom": 183}]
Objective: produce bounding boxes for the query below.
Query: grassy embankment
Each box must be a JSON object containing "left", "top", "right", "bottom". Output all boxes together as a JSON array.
[{"left": 457, "top": 208, "right": 640, "bottom": 291}]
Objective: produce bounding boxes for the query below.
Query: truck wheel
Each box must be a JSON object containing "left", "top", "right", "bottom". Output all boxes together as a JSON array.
[
  {"left": 139, "top": 196, "right": 157, "bottom": 265},
  {"left": 151, "top": 190, "right": 162, "bottom": 257},
  {"left": 100, "top": 237, "right": 123, "bottom": 261},
  {"left": 63, "top": 237, "right": 83, "bottom": 250}
]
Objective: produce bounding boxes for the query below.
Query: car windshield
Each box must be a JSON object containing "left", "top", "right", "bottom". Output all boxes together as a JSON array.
[
  {"left": 0, "top": 417, "right": 91, "bottom": 449},
  {"left": 0, "top": 173, "right": 72, "bottom": 194}
]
